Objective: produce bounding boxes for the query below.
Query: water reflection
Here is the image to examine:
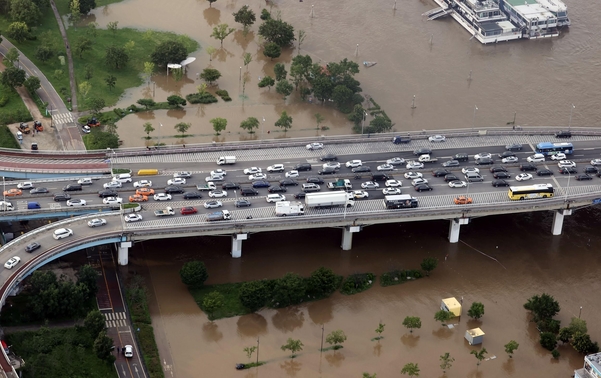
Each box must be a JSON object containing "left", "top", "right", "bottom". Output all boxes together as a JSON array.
[
  {"left": 166, "top": 108, "right": 187, "bottom": 120},
  {"left": 233, "top": 30, "right": 254, "bottom": 51},
  {"left": 372, "top": 342, "right": 382, "bottom": 357},
  {"left": 202, "top": 7, "right": 220, "bottom": 25},
  {"left": 431, "top": 327, "right": 453, "bottom": 340},
  {"left": 280, "top": 359, "right": 302, "bottom": 376},
  {"left": 306, "top": 298, "right": 333, "bottom": 325},
  {"left": 201, "top": 321, "right": 223, "bottom": 342},
  {"left": 236, "top": 313, "right": 268, "bottom": 338},
  {"left": 214, "top": 47, "right": 234, "bottom": 62},
  {"left": 272, "top": 307, "right": 305, "bottom": 333},
  {"left": 400, "top": 333, "right": 420, "bottom": 348},
  {"left": 324, "top": 351, "right": 345, "bottom": 367},
  {"left": 134, "top": 111, "right": 156, "bottom": 121},
  {"left": 502, "top": 358, "right": 515, "bottom": 375}
]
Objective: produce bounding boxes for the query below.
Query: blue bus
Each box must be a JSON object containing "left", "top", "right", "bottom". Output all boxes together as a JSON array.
[{"left": 535, "top": 142, "right": 574, "bottom": 156}]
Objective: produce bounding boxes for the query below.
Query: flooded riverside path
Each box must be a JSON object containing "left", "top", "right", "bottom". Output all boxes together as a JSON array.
[
  {"left": 89, "top": 0, "right": 601, "bottom": 147},
  {"left": 128, "top": 208, "right": 601, "bottom": 377}
]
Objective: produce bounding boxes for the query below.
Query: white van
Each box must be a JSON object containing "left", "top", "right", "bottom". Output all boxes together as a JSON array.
[
  {"left": 112, "top": 173, "right": 132, "bottom": 183},
  {"left": 527, "top": 154, "right": 545, "bottom": 163},
  {"left": 266, "top": 194, "right": 286, "bottom": 203},
  {"left": 0, "top": 201, "right": 14, "bottom": 211}
]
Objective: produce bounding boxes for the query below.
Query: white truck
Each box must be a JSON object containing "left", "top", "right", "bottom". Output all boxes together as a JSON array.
[
  {"left": 305, "top": 192, "right": 355, "bottom": 209},
  {"left": 154, "top": 207, "right": 175, "bottom": 217},
  {"left": 196, "top": 182, "right": 217, "bottom": 191},
  {"left": 326, "top": 178, "right": 352, "bottom": 191},
  {"left": 216, "top": 156, "right": 236, "bottom": 165},
  {"left": 418, "top": 154, "right": 438, "bottom": 163},
  {"left": 275, "top": 201, "right": 305, "bottom": 216},
  {"left": 207, "top": 210, "right": 232, "bottom": 221}
]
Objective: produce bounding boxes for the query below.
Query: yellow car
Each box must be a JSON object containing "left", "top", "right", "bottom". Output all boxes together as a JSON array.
[
  {"left": 136, "top": 188, "right": 155, "bottom": 196},
  {"left": 129, "top": 194, "right": 148, "bottom": 202},
  {"left": 454, "top": 196, "right": 473, "bottom": 205},
  {"left": 3, "top": 189, "right": 22, "bottom": 197}
]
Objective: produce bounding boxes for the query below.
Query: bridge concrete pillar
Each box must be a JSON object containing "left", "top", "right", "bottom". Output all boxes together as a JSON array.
[
  {"left": 448, "top": 218, "right": 469, "bottom": 243},
  {"left": 231, "top": 234, "right": 248, "bottom": 258},
  {"left": 118, "top": 242, "right": 132, "bottom": 266},
  {"left": 552, "top": 209, "right": 572, "bottom": 235},
  {"left": 341, "top": 226, "right": 362, "bottom": 250}
]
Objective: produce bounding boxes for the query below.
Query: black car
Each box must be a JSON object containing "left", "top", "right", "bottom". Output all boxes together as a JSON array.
[
  {"left": 505, "top": 143, "right": 523, "bottom": 151},
  {"left": 221, "top": 182, "right": 240, "bottom": 190},
  {"left": 492, "top": 179, "right": 510, "bottom": 187},
  {"left": 432, "top": 169, "right": 451, "bottom": 177},
  {"left": 498, "top": 151, "right": 516, "bottom": 159},
  {"left": 559, "top": 167, "right": 577, "bottom": 174},
  {"left": 475, "top": 158, "right": 494, "bottom": 165},
  {"left": 414, "top": 184, "right": 433, "bottom": 192},
  {"left": 555, "top": 130, "right": 572, "bottom": 138},
  {"left": 165, "top": 185, "right": 185, "bottom": 194},
  {"left": 453, "top": 153, "right": 469, "bottom": 162},
  {"left": 318, "top": 168, "right": 337, "bottom": 175},
  {"left": 536, "top": 169, "right": 554, "bottom": 176},
  {"left": 352, "top": 166, "right": 371, "bottom": 173},
  {"left": 371, "top": 173, "right": 390, "bottom": 182},
  {"left": 444, "top": 174, "right": 459, "bottom": 182},
  {"left": 97, "top": 190, "right": 117, "bottom": 198},
  {"left": 576, "top": 174, "right": 593, "bottom": 181},
  {"left": 30, "top": 187, "right": 49, "bottom": 194},
  {"left": 235, "top": 199, "right": 252, "bottom": 207},
  {"left": 320, "top": 154, "right": 338, "bottom": 161},
  {"left": 183, "top": 191, "right": 202, "bottom": 199},
  {"left": 584, "top": 165, "right": 599, "bottom": 174},
  {"left": 413, "top": 148, "right": 432, "bottom": 156},
  {"left": 293, "top": 192, "right": 306, "bottom": 199},
  {"left": 252, "top": 180, "right": 270, "bottom": 188},
  {"left": 25, "top": 242, "right": 41, "bottom": 253},
  {"left": 268, "top": 185, "right": 287, "bottom": 193},
  {"left": 520, "top": 164, "right": 537, "bottom": 172},
  {"left": 53, "top": 193, "right": 71, "bottom": 201},
  {"left": 489, "top": 166, "right": 507, "bottom": 173},
  {"left": 493, "top": 172, "right": 511, "bottom": 179},
  {"left": 306, "top": 177, "right": 324, "bottom": 184},
  {"left": 295, "top": 163, "right": 312, "bottom": 171},
  {"left": 63, "top": 184, "right": 83, "bottom": 191},
  {"left": 240, "top": 187, "right": 259, "bottom": 195},
  {"left": 279, "top": 179, "right": 298, "bottom": 186}
]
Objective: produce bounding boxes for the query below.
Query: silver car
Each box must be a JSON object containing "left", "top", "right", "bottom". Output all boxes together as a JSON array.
[{"left": 88, "top": 218, "right": 107, "bottom": 227}]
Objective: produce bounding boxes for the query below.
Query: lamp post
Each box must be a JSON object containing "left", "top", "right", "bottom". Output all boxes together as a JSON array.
[
  {"left": 579, "top": 306, "right": 583, "bottom": 319},
  {"left": 565, "top": 171, "right": 571, "bottom": 202},
  {"left": 320, "top": 325, "right": 325, "bottom": 353},
  {"left": 159, "top": 123, "right": 163, "bottom": 145},
  {"left": 362, "top": 111, "right": 367, "bottom": 135},
  {"left": 568, "top": 104, "right": 575, "bottom": 131},
  {"left": 472, "top": 105, "right": 478, "bottom": 132},
  {"left": 262, "top": 117, "right": 265, "bottom": 140},
  {"left": 106, "top": 148, "right": 114, "bottom": 175},
  {"left": 2, "top": 176, "right": 5, "bottom": 205}
]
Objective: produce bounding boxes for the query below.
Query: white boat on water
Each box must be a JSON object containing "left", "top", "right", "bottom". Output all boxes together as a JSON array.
[{"left": 363, "top": 61, "right": 377, "bottom": 68}]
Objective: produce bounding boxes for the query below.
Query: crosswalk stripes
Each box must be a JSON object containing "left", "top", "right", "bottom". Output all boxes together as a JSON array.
[
  {"left": 104, "top": 312, "right": 127, "bottom": 328},
  {"left": 52, "top": 112, "right": 75, "bottom": 125}
]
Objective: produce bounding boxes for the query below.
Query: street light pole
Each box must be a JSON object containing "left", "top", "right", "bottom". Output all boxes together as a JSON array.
[
  {"left": 159, "top": 123, "right": 163, "bottom": 145},
  {"left": 472, "top": 105, "right": 478, "bottom": 132},
  {"left": 565, "top": 172, "right": 571, "bottom": 202},
  {"left": 579, "top": 306, "right": 583, "bottom": 319},
  {"left": 2, "top": 176, "right": 5, "bottom": 205},
  {"left": 362, "top": 112, "right": 367, "bottom": 135},
  {"left": 568, "top": 104, "right": 575, "bottom": 131},
  {"left": 262, "top": 117, "right": 265, "bottom": 140}
]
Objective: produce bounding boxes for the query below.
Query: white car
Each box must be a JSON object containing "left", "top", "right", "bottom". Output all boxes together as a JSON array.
[
  {"left": 306, "top": 142, "right": 324, "bottom": 150},
  {"left": 558, "top": 160, "right": 576, "bottom": 168},
  {"left": 285, "top": 170, "right": 299, "bottom": 178},
  {"left": 448, "top": 180, "right": 467, "bottom": 188},
  {"left": 173, "top": 171, "right": 192, "bottom": 178},
  {"left": 411, "top": 178, "right": 429, "bottom": 186},
  {"left": 428, "top": 135, "right": 446, "bottom": 142},
  {"left": 345, "top": 160, "right": 362, "bottom": 168},
  {"left": 377, "top": 164, "right": 394, "bottom": 171},
  {"left": 87, "top": 218, "right": 107, "bottom": 227},
  {"left": 167, "top": 178, "right": 186, "bottom": 186},
  {"left": 516, "top": 173, "right": 533, "bottom": 181},
  {"left": 551, "top": 153, "right": 567, "bottom": 161},
  {"left": 67, "top": 199, "right": 87, "bottom": 206},
  {"left": 4, "top": 256, "right": 21, "bottom": 270},
  {"left": 527, "top": 154, "right": 545, "bottom": 163},
  {"left": 501, "top": 156, "right": 519, "bottom": 164},
  {"left": 133, "top": 180, "right": 153, "bottom": 188},
  {"left": 249, "top": 173, "right": 267, "bottom": 181},
  {"left": 244, "top": 167, "right": 262, "bottom": 175},
  {"left": 153, "top": 193, "right": 172, "bottom": 201},
  {"left": 266, "top": 194, "right": 286, "bottom": 203},
  {"left": 210, "top": 169, "right": 227, "bottom": 177},
  {"left": 103, "top": 181, "right": 122, "bottom": 189},
  {"left": 462, "top": 167, "right": 480, "bottom": 175},
  {"left": 205, "top": 175, "right": 225, "bottom": 182},
  {"left": 474, "top": 152, "right": 492, "bottom": 160},
  {"left": 124, "top": 345, "right": 133, "bottom": 358},
  {"left": 102, "top": 197, "right": 123, "bottom": 205},
  {"left": 82, "top": 125, "right": 91, "bottom": 134},
  {"left": 53, "top": 228, "right": 73, "bottom": 240},
  {"left": 361, "top": 181, "right": 380, "bottom": 189},
  {"left": 590, "top": 159, "right": 601, "bottom": 166},
  {"left": 267, "top": 164, "right": 285, "bottom": 173},
  {"left": 323, "top": 162, "right": 341, "bottom": 170},
  {"left": 353, "top": 190, "right": 369, "bottom": 199},
  {"left": 208, "top": 190, "right": 228, "bottom": 198},
  {"left": 404, "top": 171, "right": 423, "bottom": 179},
  {"left": 387, "top": 157, "right": 405, "bottom": 165},
  {"left": 204, "top": 200, "right": 223, "bottom": 209},
  {"left": 406, "top": 161, "right": 424, "bottom": 170},
  {"left": 17, "top": 181, "right": 34, "bottom": 189},
  {"left": 77, "top": 178, "right": 93, "bottom": 185},
  {"left": 124, "top": 213, "right": 143, "bottom": 222},
  {"left": 382, "top": 187, "right": 402, "bottom": 195},
  {"left": 385, "top": 179, "right": 402, "bottom": 187}
]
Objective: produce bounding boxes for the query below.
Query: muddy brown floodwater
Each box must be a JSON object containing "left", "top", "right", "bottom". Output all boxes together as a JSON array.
[
  {"left": 127, "top": 208, "right": 601, "bottom": 377},
  {"left": 90, "top": 0, "right": 601, "bottom": 147}
]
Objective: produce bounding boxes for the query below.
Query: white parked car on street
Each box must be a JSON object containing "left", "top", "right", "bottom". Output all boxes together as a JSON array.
[
  {"left": 173, "top": 171, "right": 192, "bottom": 178},
  {"left": 153, "top": 193, "right": 172, "bottom": 201},
  {"left": 243, "top": 167, "right": 262, "bottom": 175},
  {"left": 385, "top": 179, "right": 402, "bottom": 187},
  {"left": 323, "top": 162, "right": 341, "bottom": 170},
  {"left": 557, "top": 160, "right": 576, "bottom": 168},
  {"left": 285, "top": 170, "right": 299, "bottom": 178},
  {"left": 66, "top": 199, "right": 87, "bottom": 206},
  {"left": 428, "top": 135, "right": 446, "bottom": 143},
  {"left": 345, "top": 160, "right": 362, "bottom": 168},
  {"left": 361, "top": 181, "right": 380, "bottom": 189},
  {"left": 461, "top": 167, "right": 480, "bottom": 175},
  {"left": 17, "top": 182, "right": 34, "bottom": 189},
  {"left": 102, "top": 197, "right": 123, "bottom": 205},
  {"left": 124, "top": 214, "right": 143, "bottom": 222},
  {"left": 210, "top": 169, "right": 227, "bottom": 177},
  {"left": 4, "top": 256, "right": 21, "bottom": 269},
  {"left": 382, "top": 187, "right": 402, "bottom": 195},
  {"left": 267, "top": 164, "right": 285, "bottom": 173},
  {"left": 411, "top": 178, "right": 429, "bottom": 186},
  {"left": 353, "top": 190, "right": 369, "bottom": 199},
  {"left": 205, "top": 175, "right": 225, "bottom": 182},
  {"left": 527, "top": 154, "right": 545, "bottom": 163},
  {"left": 87, "top": 218, "right": 107, "bottom": 227},
  {"left": 77, "top": 178, "right": 93, "bottom": 185},
  {"left": 266, "top": 194, "right": 286, "bottom": 203},
  {"left": 306, "top": 142, "right": 324, "bottom": 150},
  {"left": 208, "top": 190, "right": 228, "bottom": 198},
  {"left": 377, "top": 164, "right": 394, "bottom": 171},
  {"left": 103, "top": 181, "right": 122, "bottom": 189},
  {"left": 474, "top": 152, "right": 492, "bottom": 160},
  {"left": 516, "top": 173, "right": 533, "bottom": 181},
  {"left": 448, "top": 180, "right": 467, "bottom": 188},
  {"left": 551, "top": 153, "right": 567, "bottom": 161},
  {"left": 406, "top": 161, "right": 424, "bottom": 170},
  {"left": 387, "top": 157, "right": 405, "bottom": 165},
  {"left": 167, "top": 178, "right": 186, "bottom": 186},
  {"left": 501, "top": 156, "right": 519, "bottom": 163},
  {"left": 404, "top": 171, "right": 423, "bottom": 179},
  {"left": 133, "top": 180, "right": 153, "bottom": 188},
  {"left": 590, "top": 159, "right": 601, "bottom": 166},
  {"left": 248, "top": 173, "right": 267, "bottom": 181}
]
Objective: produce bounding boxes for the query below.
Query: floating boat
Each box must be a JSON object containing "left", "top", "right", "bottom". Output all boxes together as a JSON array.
[{"left": 363, "top": 61, "right": 377, "bottom": 67}]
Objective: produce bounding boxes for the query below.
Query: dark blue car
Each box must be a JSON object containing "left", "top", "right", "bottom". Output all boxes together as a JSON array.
[{"left": 252, "top": 180, "right": 270, "bottom": 188}]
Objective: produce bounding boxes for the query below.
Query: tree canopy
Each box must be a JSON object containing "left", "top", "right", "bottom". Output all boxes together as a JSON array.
[
  {"left": 1, "top": 66, "right": 26, "bottom": 89},
  {"left": 150, "top": 41, "right": 188, "bottom": 68},
  {"left": 105, "top": 46, "right": 129, "bottom": 70},
  {"left": 524, "top": 293, "right": 560, "bottom": 322},
  {"left": 258, "top": 18, "right": 295, "bottom": 47},
  {"left": 210, "top": 117, "right": 227, "bottom": 135},
  {"left": 468, "top": 302, "right": 485, "bottom": 320},
  {"left": 179, "top": 261, "right": 209, "bottom": 287},
  {"left": 233, "top": 5, "right": 256, "bottom": 30},
  {"left": 240, "top": 117, "right": 259, "bottom": 133},
  {"left": 274, "top": 110, "right": 293, "bottom": 132},
  {"left": 200, "top": 68, "right": 222, "bottom": 85},
  {"left": 211, "top": 24, "right": 235, "bottom": 46},
  {"left": 10, "top": 0, "right": 41, "bottom": 26}
]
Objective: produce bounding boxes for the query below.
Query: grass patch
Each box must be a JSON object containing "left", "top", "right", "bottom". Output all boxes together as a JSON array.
[
  {"left": 122, "top": 203, "right": 139, "bottom": 209},
  {"left": 189, "top": 282, "right": 250, "bottom": 320},
  {"left": 215, "top": 89, "right": 232, "bottom": 102},
  {"left": 111, "top": 168, "right": 131, "bottom": 174},
  {"left": 340, "top": 273, "right": 376, "bottom": 295},
  {"left": 380, "top": 269, "right": 423, "bottom": 287},
  {"left": 0, "top": 125, "right": 21, "bottom": 149},
  {"left": 0, "top": 84, "right": 33, "bottom": 126}
]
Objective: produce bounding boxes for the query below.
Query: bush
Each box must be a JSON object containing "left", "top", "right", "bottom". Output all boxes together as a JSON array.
[
  {"left": 540, "top": 332, "right": 557, "bottom": 351},
  {"left": 180, "top": 261, "right": 209, "bottom": 288},
  {"left": 271, "top": 273, "right": 306, "bottom": 308},
  {"left": 306, "top": 267, "right": 341, "bottom": 299},
  {"left": 186, "top": 92, "right": 218, "bottom": 104},
  {"left": 340, "top": 273, "right": 375, "bottom": 295},
  {"left": 551, "top": 349, "right": 560, "bottom": 359},
  {"left": 113, "top": 108, "right": 126, "bottom": 118},
  {"left": 0, "top": 96, "right": 8, "bottom": 107},
  {"left": 380, "top": 270, "right": 405, "bottom": 287},
  {"left": 239, "top": 280, "right": 269, "bottom": 312},
  {"left": 215, "top": 89, "right": 232, "bottom": 101},
  {"left": 537, "top": 318, "right": 561, "bottom": 334}
]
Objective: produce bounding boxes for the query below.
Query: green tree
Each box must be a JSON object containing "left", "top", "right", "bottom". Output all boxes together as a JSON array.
[
  {"left": 142, "top": 122, "right": 155, "bottom": 139},
  {"left": 258, "top": 76, "right": 275, "bottom": 91},
  {"left": 552, "top": 349, "right": 560, "bottom": 359},
  {"left": 70, "top": 0, "right": 80, "bottom": 23},
  {"left": 434, "top": 310, "right": 453, "bottom": 325},
  {"left": 297, "top": 29, "right": 306, "bottom": 51},
  {"left": 569, "top": 317, "right": 588, "bottom": 335},
  {"left": 244, "top": 346, "right": 257, "bottom": 360},
  {"left": 239, "top": 280, "right": 267, "bottom": 312},
  {"left": 374, "top": 321, "right": 385, "bottom": 340},
  {"left": 4, "top": 47, "right": 19, "bottom": 67},
  {"left": 78, "top": 81, "right": 91, "bottom": 99},
  {"left": 211, "top": 23, "right": 235, "bottom": 47},
  {"left": 143, "top": 61, "right": 155, "bottom": 83},
  {"left": 325, "top": 330, "right": 347, "bottom": 350},
  {"left": 104, "top": 120, "right": 117, "bottom": 136},
  {"left": 539, "top": 332, "right": 557, "bottom": 351},
  {"left": 10, "top": 0, "right": 41, "bottom": 26},
  {"left": 572, "top": 332, "right": 600, "bottom": 354},
  {"left": 281, "top": 338, "right": 303, "bottom": 358},
  {"left": 75, "top": 37, "right": 92, "bottom": 58},
  {"left": 167, "top": 95, "right": 186, "bottom": 107},
  {"left": 420, "top": 257, "right": 438, "bottom": 276},
  {"left": 263, "top": 42, "right": 281, "bottom": 61},
  {"left": 207, "top": 0, "right": 216, "bottom": 7},
  {"left": 93, "top": 331, "right": 115, "bottom": 362},
  {"left": 362, "top": 374, "right": 376, "bottom": 378},
  {"left": 243, "top": 52, "right": 252, "bottom": 69},
  {"left": 233, "top": 5, "right": 256, "bottom": 32},
  {"left": 206, "top": 46, "right": 217, "bottom": 62},
  {"left": 6, "top": 21, "right": 29, "bottom": 43},
  {"left": 348, "top": 104, "right": 366, "bottom": 127},
  {"left": 107, "top": 21, "right": 118, "bottom": 35},
  {"left": 84, "top": 64, "right": 93, "bottom": 80},
  {"left": 202, "top": 291, "right": 224, "bottom": 321},
  {"left": 290, "top": 54, "right": 313, "bottom": 88},
  {"left": 84, "top": 309, "right": 106, "bottom": 337},
  {"left": 276, "top": 79, "right": 293, "bottom": 99},
  {"left": 439, "top": 352, "right": 455, "bottom": 373},
  {"left": 240, "top": 117, "right": 259, "bottom": 134},
  {"left": 272, "top": 272, "right": 305, "bottom": 307},
  {"left": 174, "top": 122, "right": 191, "bottom": 137},
  {"left": 24, "top": 76, "right": 41, "bottom": 94},
  {"left": 274, "top": 63, "right": 287, "bottom": 81},
  {"left": 331, "top": 85, "right": 353, "bottom": 110},
  {"left": 150, "top": 41, "right": 188, "bottom": 68},
  {"left": 86, "top": 97, "right": 105, "bottom": 114},
  {"left": 76, "top": 264, "right": 98, "bottom": 298},
  {"left": 200, "top": 68, "right": 222, "bottom": 85},
  {"left": 179, "top": 261, "right": 208, "bottom": 288},
  {"left": 35, "top": 45, "right": 54, "bottom": 62},
  {"left": 558, "top": 327, "right": 573, "bottom": 344},
  {"left": 468, "top": 302, "right": 485, "bottom": 320},
  {"left": 370, "top": 116, "right": 393, "bottom": 133},
  {"left": 210, "top": 117, "right": 227, "bottom": 135},
  {"left": 504, "top": 340, "right": 519, "bottom": 358},
  {"left": 76, "top": 0, "right": 96, "bottom": 14},
  {"left": 105, "top": 75, "right": 117, "bottom": 92},
  {"left": 402, "top": 316, "right": 422, "bottom": 333},
  {"left": 523, "top": 293, "right": 560, "bottom": 322},
  {"left": 307, "top": 266, "right": 338, "bottom": 298},
  {"left": 1, "top": 66, "right": 26, "bottom": 89},
  {"left": 260, "top": 8, "right": 271, "bottom": 20},
  {"left": 470, "top": 348, "right": 488, "bottom": 366},
  {"left": 83, "top": 130, "right": 118, "bottom": 149},
  {"left": 274, "top": 110, "right": 293, "bottom": 132},
  {"left": 137, "top": 98, "right": 156, "bottom": 110},
  {"left": 400, "top": 362, "right": 420, "bottom": 377},
  {"left": 105, "top": 46, "right": 129, "bottom": 70},
  {"left": 258, "top": 18, "right": 295, "bottom": 47}
]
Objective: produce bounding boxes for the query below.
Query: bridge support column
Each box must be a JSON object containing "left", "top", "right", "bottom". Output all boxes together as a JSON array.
[
  {"left": 448, "top": 218, "right": 469, "bottom": 243},
  {"left": 552, "top": 209, "right": 572, "bottom": 235},
  {"left": 341, "top": 226, "right": 362, "bottom": 250},
  {"left": 231, "top": 234, "right": 248, "bottom": 258},
  {"left": 118, "top": 242, "right": 132, "bottom": 266}
]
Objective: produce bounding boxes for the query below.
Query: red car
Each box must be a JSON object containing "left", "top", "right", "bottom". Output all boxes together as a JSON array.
[{"left": 180, "top": 207, "right": 197, "bottom": 215}]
